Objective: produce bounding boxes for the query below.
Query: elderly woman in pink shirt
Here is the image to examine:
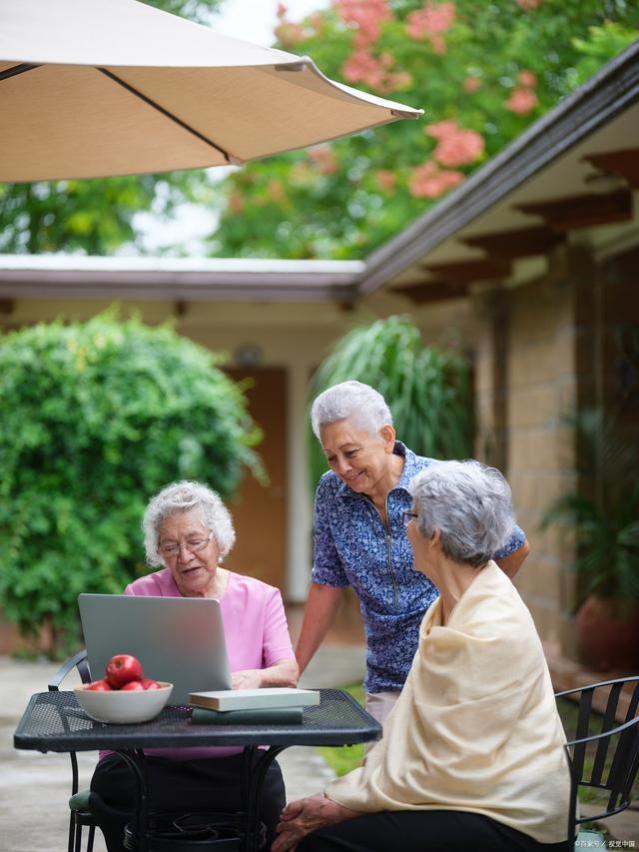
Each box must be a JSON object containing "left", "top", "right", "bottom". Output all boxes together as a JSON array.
[{"left": 90, "top": 480, "right": 298, "bottom": 852}]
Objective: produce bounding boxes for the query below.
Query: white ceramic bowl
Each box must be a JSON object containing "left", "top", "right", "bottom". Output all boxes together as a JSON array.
[{"left": 74, "top": 682, "right": 173, "bottom": 724}]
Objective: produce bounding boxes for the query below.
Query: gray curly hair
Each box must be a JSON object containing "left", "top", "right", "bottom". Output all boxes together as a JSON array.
[
  {"left": 142, "top": 480, "right": 236, "bottom": 567},
  {"left": 310, "top": 380, "right": 393, "bottom": 439},
  {"left": 409, "top": 460, "right": 516, "bottom": 568}
]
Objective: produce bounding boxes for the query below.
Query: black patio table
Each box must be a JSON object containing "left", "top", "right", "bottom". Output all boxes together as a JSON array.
[{"left": 14, "top": 687, "right": 381, "bottom": 852}]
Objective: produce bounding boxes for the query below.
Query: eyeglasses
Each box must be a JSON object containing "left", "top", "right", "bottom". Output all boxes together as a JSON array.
[
  {"left": 158, "top": 531, "right": 213, "bottom": 558},
  {"left": 402, "top": 511, "right": 418, "bottom": 526}
]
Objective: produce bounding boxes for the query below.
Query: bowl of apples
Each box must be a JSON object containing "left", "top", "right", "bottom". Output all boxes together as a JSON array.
[{"left": 74, "top": 654, "right": 173, "bottom": 724}]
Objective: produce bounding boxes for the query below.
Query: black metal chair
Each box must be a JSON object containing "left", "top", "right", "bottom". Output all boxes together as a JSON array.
[
  {"left": 555, "top": 675, "right": 639, "bottom": 845},
  {"left": 48, "top": 648, "right": 98, "bottom": 852}
]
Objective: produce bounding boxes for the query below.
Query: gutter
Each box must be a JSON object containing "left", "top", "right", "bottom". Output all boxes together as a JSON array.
[{"left": 0, "top": 257, "right": 363, "bottom": 302}]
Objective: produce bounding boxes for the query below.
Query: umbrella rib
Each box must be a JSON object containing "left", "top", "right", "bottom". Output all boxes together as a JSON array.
[
  {"left": 0, "top": 63, "right": 38, "bottom": 82},
  {"left": 97, "top": 67, "right": 236, "bottom": 164},
  {"left": 0, "top": 63, "right": 236, "bottom": 164}
]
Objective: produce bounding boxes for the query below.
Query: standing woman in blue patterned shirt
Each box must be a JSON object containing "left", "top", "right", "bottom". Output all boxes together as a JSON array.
[{"left": 295, "top": 380, "right": 530, "bottom": 724}]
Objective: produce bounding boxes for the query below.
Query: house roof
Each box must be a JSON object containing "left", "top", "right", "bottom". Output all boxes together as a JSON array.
[
  {"left": 0, "top": 255, "right": 361, "bottom": 302},
  {"left": 1, "top": 39, "right": 638, "bottom": 305}
]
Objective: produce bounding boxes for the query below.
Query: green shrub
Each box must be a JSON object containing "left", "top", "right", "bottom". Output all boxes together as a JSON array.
[
  {"left": 0, "top": 310, "right": 260, "bottom": 656},
  {"left": 308, "top": 315, "right": 473, "bottom": 488}
]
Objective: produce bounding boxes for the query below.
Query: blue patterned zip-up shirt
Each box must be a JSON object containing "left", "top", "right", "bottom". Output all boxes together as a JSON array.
[{"left": 311, "top": 442, "right": 526, "bottom": 693}]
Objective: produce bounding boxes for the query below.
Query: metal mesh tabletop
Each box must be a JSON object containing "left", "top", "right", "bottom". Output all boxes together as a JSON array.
[{"left": 14, "top": 688, "right": 381, "bottom": 752}]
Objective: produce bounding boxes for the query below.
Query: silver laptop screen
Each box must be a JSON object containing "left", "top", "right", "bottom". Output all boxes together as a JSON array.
[{"left": 78, "top": 594, "right": 232, "bottom": 704}]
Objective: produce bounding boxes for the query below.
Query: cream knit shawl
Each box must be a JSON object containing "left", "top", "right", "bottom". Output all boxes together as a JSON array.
[{"left": 327, "top": 561, "right": 571, "bottom": 843}]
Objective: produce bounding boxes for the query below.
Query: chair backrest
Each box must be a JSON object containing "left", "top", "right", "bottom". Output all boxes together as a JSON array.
[
  {"left": 555, "top": 676, "right": 639, "bottom": 841},
  {"left": 48, "top": 648, "right": 92, "bottom": 692},
  {"left": 47, "top": 649, "right": 93, "bottom": 797}
]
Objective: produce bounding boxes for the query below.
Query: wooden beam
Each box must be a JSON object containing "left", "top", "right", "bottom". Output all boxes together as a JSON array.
[
  {"left": 461, "top": 225, "right": 564, "bottom": 259},
  {"left": 419, "top": 258, "right": 511, "bottom": 284},
  {"left": 393, "top": 280, "right": 469, "bottom": 304},
  {"left": 583, "top": 149, "right": 639, "bottom": 190},
  {"left": 516, "top": 189, "right": 632, "bottom": 231}
]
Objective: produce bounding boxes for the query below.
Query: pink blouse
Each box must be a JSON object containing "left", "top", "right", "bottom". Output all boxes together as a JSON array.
[{"left": 100, "top": 569, "right": 295, "bottom": 761}]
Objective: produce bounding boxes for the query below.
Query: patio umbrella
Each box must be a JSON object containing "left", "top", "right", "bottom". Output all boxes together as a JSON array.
[{"left": 0, "top": 0, "right": 422, "bottom": 182}]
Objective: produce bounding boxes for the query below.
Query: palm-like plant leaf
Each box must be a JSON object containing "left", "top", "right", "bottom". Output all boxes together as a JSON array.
[{"left": 308, "top": 316, "right": 473, "bottom": 489}]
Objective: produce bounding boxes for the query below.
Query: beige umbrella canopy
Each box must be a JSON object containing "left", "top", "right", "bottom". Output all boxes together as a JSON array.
[{"left": 0, "top": 0, "right": 422, "bottom": 182}]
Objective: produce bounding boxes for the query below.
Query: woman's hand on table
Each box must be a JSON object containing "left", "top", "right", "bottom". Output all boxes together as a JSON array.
[
  {"left": 272, "top": 794, "right": 358, "bottom": 851},
  {"left": 231, "top": 669, "right": 264, "bottom": 690},
  {"left": 232, "top": 659, "right": 299, "bottom": 690}
]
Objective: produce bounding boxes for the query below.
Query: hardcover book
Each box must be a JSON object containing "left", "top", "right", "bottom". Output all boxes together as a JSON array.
[
  {"left": 191, "top": 706, "right": 304, "bottom": 725},
  {"left": 188, "top": 687, "right": 320, "bottom": 712}
]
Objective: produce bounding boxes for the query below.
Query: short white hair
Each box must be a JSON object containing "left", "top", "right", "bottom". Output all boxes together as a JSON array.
[
  {"left": 142, "top": 480, "right": 236, "bottom": 567},
  {"left": 310, "top": 380, "right": 393, "bottom": 439},
  {"left": 409, "top": 460, "right": 515, "bottom": 568}
]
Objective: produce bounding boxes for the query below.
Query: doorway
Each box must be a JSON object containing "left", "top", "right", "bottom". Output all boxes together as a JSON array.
[{"left": 223, "top": 367, "right": 287, "bottom": 593}]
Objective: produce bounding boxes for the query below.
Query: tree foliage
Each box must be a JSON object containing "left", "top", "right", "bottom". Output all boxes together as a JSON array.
[
  {"left": 308, "top": 315, "right": 473, "bottom": 488},
  {"left": 0, "top": 0, "right": 222, "bottom": 255},
  {"left": 0, "top": 311, "right": 260, "bottom": 654},
  {"left": 212, "top": 0, "right": 639, "bottom": 259}
]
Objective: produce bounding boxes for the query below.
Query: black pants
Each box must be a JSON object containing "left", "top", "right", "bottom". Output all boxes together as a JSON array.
[
  {"left": 90, "top": 752, "right": 285, "bottom": 851},
  {"left": 297, "top": 810, "right": 570, "bottom": 852}
]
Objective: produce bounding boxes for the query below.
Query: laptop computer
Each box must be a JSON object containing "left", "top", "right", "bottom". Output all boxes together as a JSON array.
[{"left": 78, "top": 593, "right": 232, "bottom": 704}]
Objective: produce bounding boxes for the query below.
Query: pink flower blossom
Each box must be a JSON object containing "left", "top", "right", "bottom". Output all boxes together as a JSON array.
[
  {"left": 342, "top": 49, "right": 386, "bottom": 88},
  {"left": 516, "top": 0, "right": 542, "bottom": 8},
  {"left": 426, "top": 119, "right": 484, "bottom": 167},
  {"left": 409, "top": 161, "right": 464, "bottom": 198},
  {"left": 406, "top": 2, "right": 455, "bottom": 53},
  {"left": 341, "top": 49, "right": 410, "bottom": 92},
  {"left": 266, "top": 179, "right": 285, "bottom": 203},
  {"left": 374, "top": 170, "right": 396, "bottom": 192},
  {"left": 517, "top": 69, "right": 537, "bottom": 87},
  {"left": 334, "top": 0, "right": 392, "bottom": 48},
  {"left": 276, "top": 3, "right": 287, "bottom": 18},
  {"left": 463, "top": 75, "right": 481, "bottom": 93},
  {"left": 309, "top": 13, "right": 325, "bottom": 35},
  {"left": 308, "top": 146, "right": 339, "bottom": 175},
  {"left": 506, "top": 87, "right": 538, "bottom": 114},
  {"left": 228, "top": 193, "right": 245, "bottom": 214},
  {"left": 387, "top": 71, "right": 413, "bottom": 91},
  {"left": 274, "top": 21, "right": 306, "bottom": 47}
]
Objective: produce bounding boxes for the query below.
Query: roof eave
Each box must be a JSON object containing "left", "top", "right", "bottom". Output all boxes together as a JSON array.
[{"left": 0, "top": 258, "right": 363, "bottom": 302}]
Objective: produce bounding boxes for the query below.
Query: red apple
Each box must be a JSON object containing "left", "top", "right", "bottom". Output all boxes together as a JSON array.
[
  {"left": 141, "top": 678, "right": 162, "bottom": 690},
  {"left": 86, "top": 679, "right": 112, "bottom": 691},
  {"left": 105, "top": 654, "right": 144, "bottom": 689},
  {"left": 121, "top": 680, "right": 145, "bottom": 691}
]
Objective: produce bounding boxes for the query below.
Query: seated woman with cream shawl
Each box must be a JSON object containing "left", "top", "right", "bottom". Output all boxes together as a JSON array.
[{"left": 273, "top": 461, "right": 571, "bottom": 852}]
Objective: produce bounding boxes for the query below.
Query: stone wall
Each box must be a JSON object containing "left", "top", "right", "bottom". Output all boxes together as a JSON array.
[
  {"left": 473, "top": 245, "right": 582, "bottom": 657},
  {"left": 472, "top": 239, "right": 639, "bottom": 661}
]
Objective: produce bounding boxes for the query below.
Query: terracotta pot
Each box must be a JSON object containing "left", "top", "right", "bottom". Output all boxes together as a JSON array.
[{"left": 576, "top": 595, "right": 639, "bottom": 673}]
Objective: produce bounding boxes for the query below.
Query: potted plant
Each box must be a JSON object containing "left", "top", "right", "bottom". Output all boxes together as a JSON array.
[{"left": 542, "top": 409, "right": 639, "bottom": 672}]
